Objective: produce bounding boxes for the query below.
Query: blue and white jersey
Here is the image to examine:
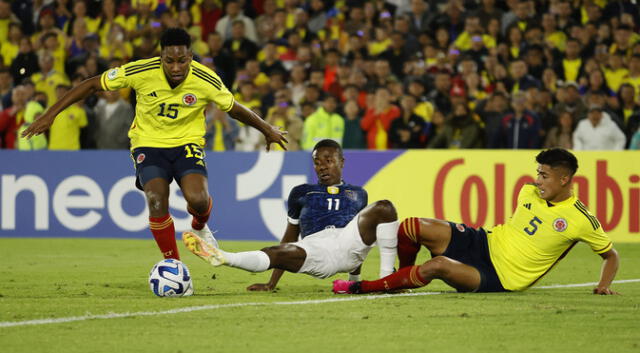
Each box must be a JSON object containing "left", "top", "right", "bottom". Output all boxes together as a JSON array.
[{"left": 287, "top": 183, "right": 368, "bottom": 238}]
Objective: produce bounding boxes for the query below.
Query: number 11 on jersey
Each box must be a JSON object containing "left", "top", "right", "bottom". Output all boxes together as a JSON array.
[{"left": 327, "top": 198, "right": 340, "bottom": 210}]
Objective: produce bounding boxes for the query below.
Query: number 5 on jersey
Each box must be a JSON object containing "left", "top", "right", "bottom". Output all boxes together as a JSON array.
[{"left": 524, "top": 216, "right": 542, "bottom": 236}]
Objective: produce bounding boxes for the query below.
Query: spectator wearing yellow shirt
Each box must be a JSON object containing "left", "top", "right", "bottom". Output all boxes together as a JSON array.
[
  {"left": 604, "top": 52, "right": 629, "bottom": 93},
  {"left": 31, "top": 52, "right": 69, "bottom": 109},
  {"left": 555, "top": 39, "right": 584, "bottom": 83},
  {"left": 17, "top": 100, "right": 47, "bottom": 150},
  {"left": 48, "top": 84, "right": 87, "bottom": 150},
  {"left": 99, "top": 23, "right": 133, "bottom": 61},
  {"left": 0, "top": 0, "right": 15, "bottom": 43},
  {"left": 1, "top": 23, "right": 22, "bottom": 67},
  {"left": 63, "top": 0, "right": 100, "bottom": 37},
  {"left": 38, "top": 32, "right": 68, "bottom": 76},
  {"left": 624, "top": 55, "right": 640, "bottom": 102}
]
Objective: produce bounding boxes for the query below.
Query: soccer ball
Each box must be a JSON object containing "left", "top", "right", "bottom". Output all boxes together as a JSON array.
[{"left": 148, "top": 259, "right": 194, "bottom": 297}]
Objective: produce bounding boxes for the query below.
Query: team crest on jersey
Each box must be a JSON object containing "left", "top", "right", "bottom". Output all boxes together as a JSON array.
[
  {"left": 327, "top": 186, "right": 339, "bottom": 194},
  {"left": 136, "top": 153, "right": 145, "bottom": 164},
  {"left": 182, "top": 93, "right": 197, "bottom": 106},
  {"left": 553, "top": 218, "right": 568, "bottom": 232},
  {"left": 107, "top": 68, "right": 118, "bottom": 80},
  {"left": 345, "top": 190, "right": 357, "bottom": 201},
  {"left": 456, "top": 224, "right": 466, "bottom": 232}
]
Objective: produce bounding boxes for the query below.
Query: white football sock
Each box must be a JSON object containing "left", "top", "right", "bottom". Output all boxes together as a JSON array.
[
  {"left": 348, "top": 273, "right": 361, "bottom": 282},
  {"left": 377, "top": 220, "right": 399, "bottom": 278},
  {"left": 220, "top": 250, "right": 271, "bottom": 272}
]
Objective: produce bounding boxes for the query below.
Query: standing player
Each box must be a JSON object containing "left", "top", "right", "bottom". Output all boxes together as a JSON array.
[
  {"left": 21, "top": 28, "right": 288, "bottom": 260},
  {"left": 333, "top": 148, "right": 620, "bottom": 295},
  {"left": 182, "top": 140, "right": 400, "bottom": 290}
]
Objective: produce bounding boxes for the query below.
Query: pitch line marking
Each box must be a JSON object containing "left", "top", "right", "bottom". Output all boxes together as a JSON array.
[{"left": 1, "top": 278, "right": 639, "bottom": 328}]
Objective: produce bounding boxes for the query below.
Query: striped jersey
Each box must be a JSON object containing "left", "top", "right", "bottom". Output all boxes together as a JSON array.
[
  {"left": 100, "top": 57, "right": 234, "bottom": 149},
  {"left": 487, "top": 184, "right": 612, "bottom": 291},
  {"left": 287, "top": 183, "right": 367, "bottom": 238}
]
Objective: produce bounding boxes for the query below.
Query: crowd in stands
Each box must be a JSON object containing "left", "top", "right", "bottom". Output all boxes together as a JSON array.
[{"left": 0, "top": 0, "right": 639, "bottom": 151}]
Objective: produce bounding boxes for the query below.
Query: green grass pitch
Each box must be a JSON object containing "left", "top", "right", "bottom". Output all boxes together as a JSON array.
[{"left": 1, "top": 238, "right": 639, "bottom": 353}]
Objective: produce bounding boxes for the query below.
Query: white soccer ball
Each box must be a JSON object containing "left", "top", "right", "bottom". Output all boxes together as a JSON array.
[{"left": 148, "top": 259, "right": 194, "bottom": 297}]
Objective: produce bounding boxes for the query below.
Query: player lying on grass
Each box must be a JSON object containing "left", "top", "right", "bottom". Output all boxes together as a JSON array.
[
  {"left": 21, "top": 28, "right": 287, "bottom": 261},
  {"left": 183, "top": 139, "right": 399, "bottom": 291},
  {"left": 333, "top": 148, "right": 620, "bottom": 295}
]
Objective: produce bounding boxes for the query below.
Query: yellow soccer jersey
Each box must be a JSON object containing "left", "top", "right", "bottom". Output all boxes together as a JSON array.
[
  {"left": 487, "top": 184, "right": 612, "bottom": 291},
  {"left": 100, "top": 57, "right": 235, "bottom": 149},
  {"left": 48, "top": 104, "right": 87, "bottom": 150}
]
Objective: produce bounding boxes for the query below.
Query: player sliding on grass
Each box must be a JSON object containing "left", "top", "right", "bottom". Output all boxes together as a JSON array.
[
  {"left": 183, "top": 139, "right": 400, "bottom": 291},
  {"left": 21, "top": 28, "right": 288, "bottom": 261},
  {"left": 333, "top": 148, "right": 620, "bottom": 295}
]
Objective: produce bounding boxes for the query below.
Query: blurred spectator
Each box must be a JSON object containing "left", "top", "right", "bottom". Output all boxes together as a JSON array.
[
  {"left": 573, "top": 106, "right": 626, "bottom": 150},
  {"left": 428, "top": 103, "right": 483, "bottom": 149},
  {"left": 266, "top": 89, "right": 303, "bottom": 151},
  {"left": 215, "top": 0, "right": 257, "bottom": 43},
  {"left": 205, "top": 32, "right": 235, "bottom": 87},
  {"left": 93, "top": 89, "right": 133, "bottom": 149},
  {"left": 223, "top": 20, "right": 258, "bottom": 70},
  {"left": 206, "top": 109, "right": 239, "bottom": 151},
  {"left": 428, "top": 71, "right": 452, "bottom": 116},
  {"left": 629, "top": 127, "right": 640, "bottom": 150},
  {"left": 544, "top": 111, "right": 574, "bottom": 150},
  {"left": 16, "top": 100, "right": 47, "bottom": 150},
  {"left": 494, "top": 92, "right": 541, "bottom": 149},
  {"left": 0, "top": 68, "right": 13, "bottom": 110},
  {"left": 552, "top": 82, "right": 588, "bottom": 122},
  {"left": 388, "top": 94, "right": 428, "bottom": 148},
  {"left": 10, "top": 37, "right": 39, "bottom": 84},
  {"left": 307, "top": 0, "right": 327, "bottom": 34},
  {"left": 302, "top": 94, "right": 343, "bottom": 150},
  {"left": 342, "top": 99, "right": 366, "bottom": 149},
  {"left": 48, "top": 84, "right": 87, "bottom": 150},
  {"left": 361, "top": 86, "right": 400, "bottom": 150},
  {"left": 32, "top": 52, "right": 69, "bottom": 109},
  {"left": 477, "top": 91, "right": 510, "bottom": 148},
  {"left": 614, "top": 83, "right": 640, "bottom": 145},
  {"left": 554, "top": 38, "right": 585, "bottom": 83},
  {"left": 1, "top": 22, "right": 22, "bottom": 67},
  {"left": 0, "top": 85, "right": 28, "bottom": 148},
  {"left": 626, "top": 55, "right": 640, "bottom": 102},
  {"left": 508, "top": 59, "right": 540, "bottom": 93}
]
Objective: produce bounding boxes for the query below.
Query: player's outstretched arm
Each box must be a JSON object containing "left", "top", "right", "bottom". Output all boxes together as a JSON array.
[
  {"left": 247, "top": 223, "right": 300, "bottom": 291},
  {"left": 21, "top": 76, "right": 104, "bottom": 139},
  {"left": 227, "top": 101, "right": 289, "bottom": 151},
  {"left": 593, "top": 248, "right": 620, "bottom": 295}
]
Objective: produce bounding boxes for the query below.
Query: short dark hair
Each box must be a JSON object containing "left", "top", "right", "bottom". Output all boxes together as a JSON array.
[
  {"left": 536, "top": 148, "right": 578, "bottom": 176},
  {"left": 160, "top": 28, "right": 191, "bottom": 49},
  {"left": 312, "top": 139, "right": 343, "bottom": 158}
]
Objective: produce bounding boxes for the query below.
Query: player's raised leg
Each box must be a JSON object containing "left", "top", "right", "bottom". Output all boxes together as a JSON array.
[
  {"left": 182, "top": 231, "right": 305, "bottom": 272},
  {"left": 180, "top": 173, "right": 218, "bottom": 247},
  {"left": 145, "top": 178, "right": 180, "bottom": 260},
  {"left": 356, "top": 200, "right": 399, "bottom": 277},
  {"left": 396, "top": 217, "right": 452, "bottom": 268},
  {"left": 333, "top": 256, "right": 481, "bottom": 294}
]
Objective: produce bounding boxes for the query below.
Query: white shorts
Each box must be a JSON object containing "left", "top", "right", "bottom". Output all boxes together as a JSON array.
[{"left": 293, "top": 215, "right": 373, "bottom": 279}]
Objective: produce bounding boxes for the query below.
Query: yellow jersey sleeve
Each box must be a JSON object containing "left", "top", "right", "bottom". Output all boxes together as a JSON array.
[
  {"left": 100, "top": 57, "right": 161, "bottom": 91},
  {"left": 573, "top": 201, "right": 612, "bottom": 254},
  {"left": 190, "top": 61, "right": 235, "bottom": 112}
]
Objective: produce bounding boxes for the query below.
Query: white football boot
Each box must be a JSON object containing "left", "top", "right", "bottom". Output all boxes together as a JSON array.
[{"left": 190, "top": 224, "right": 219, "bottom": 248}]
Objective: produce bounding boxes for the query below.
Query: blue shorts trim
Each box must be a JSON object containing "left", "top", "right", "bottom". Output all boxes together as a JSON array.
[{"left": 443, "top": 223, "right": 507, "bottom": 293}]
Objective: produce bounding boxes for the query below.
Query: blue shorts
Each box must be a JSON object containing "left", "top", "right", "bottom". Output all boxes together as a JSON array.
[
  {"left": 443, "top": 222, "right": 507, "bottom": 293},
  {"left": 131, "top": 144, "right": 207, "bottom": 190}
]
